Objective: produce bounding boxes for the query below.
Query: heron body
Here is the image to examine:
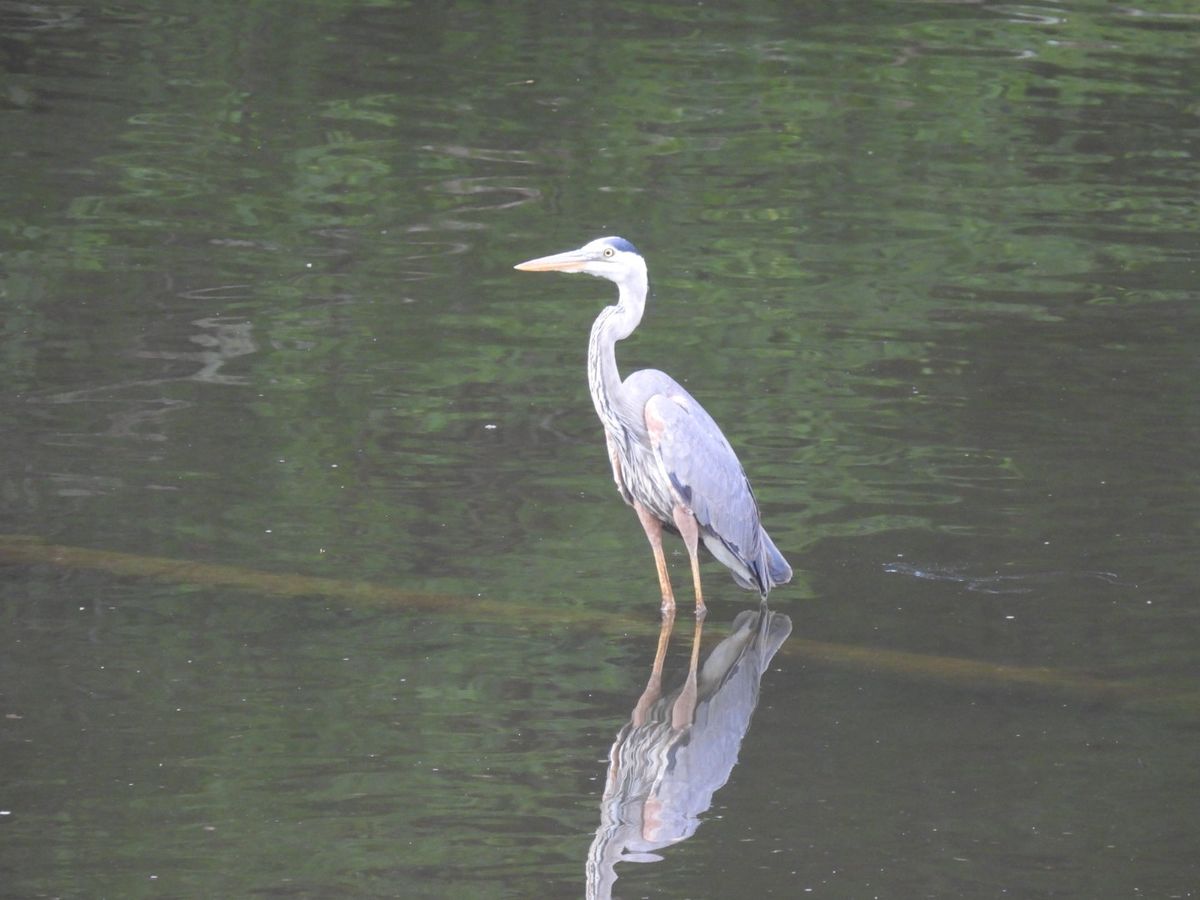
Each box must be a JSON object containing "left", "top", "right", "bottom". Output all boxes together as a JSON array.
[{"left": 515, "top": 236, "right": 791, "bottom": 616}]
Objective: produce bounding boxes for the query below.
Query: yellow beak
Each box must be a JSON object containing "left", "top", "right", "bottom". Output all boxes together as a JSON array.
[{"left": 513, "top": 248, "right": 590, "bottom": 272}]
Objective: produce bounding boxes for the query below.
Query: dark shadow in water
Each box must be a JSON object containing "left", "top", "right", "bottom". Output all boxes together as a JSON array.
[
  {"left": 0, "top": 536, "right": 1169, "bottom": 703},
  {"left": 585, "top": 605, "right": 792, "bottom": 899}
]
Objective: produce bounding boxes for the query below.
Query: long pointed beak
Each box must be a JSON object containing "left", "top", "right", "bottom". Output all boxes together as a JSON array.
[{"left": 513, "top": 248, "right": 589, "bottom": 272}]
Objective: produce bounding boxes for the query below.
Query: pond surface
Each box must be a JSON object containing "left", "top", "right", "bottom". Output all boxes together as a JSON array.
[{"left": 2, "top": 1, "right": 1198, "bottom": 897}]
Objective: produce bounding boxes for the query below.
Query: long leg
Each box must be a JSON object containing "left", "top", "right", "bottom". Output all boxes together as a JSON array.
[
  {"left": 635, "top": 501, "right": 675, "bottom": 614},
  {"left": 671, "top": 506, "right": 707, "bottom": 619}
]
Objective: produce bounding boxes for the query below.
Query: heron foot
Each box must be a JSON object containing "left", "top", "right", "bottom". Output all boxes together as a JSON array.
[
  {"left": 694, "top": 601, "right": 707, "bottom": 621},
  {"left": 660, "top": 596, "right": 676, "bottom": 616}
]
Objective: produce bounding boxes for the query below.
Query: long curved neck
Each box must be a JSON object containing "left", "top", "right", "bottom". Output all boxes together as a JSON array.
[{"left": 587, "top": 268, "right": 648, "bottom": 436}]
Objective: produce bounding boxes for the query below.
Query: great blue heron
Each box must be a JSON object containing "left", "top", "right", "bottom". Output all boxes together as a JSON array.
[{"left": 514, "top": 236, "right": 791, "bottom": 617}]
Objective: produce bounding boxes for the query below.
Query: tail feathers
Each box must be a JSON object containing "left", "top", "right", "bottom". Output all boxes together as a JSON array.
[
  {"left": 745, "top": 528, "right": 791, "bottom": 598},
  {"left": 703, "top": 527, "right": 793, "bottom": 597}
]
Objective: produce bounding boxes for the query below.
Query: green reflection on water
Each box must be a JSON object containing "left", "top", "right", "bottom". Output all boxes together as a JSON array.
[{"left": 2, "top": 0, "right": 1199, "bottom": 897}]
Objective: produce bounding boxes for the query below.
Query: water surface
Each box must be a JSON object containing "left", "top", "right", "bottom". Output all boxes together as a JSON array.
[{"left": 2, "top": 1, "right": 1198, "bottom": 897}]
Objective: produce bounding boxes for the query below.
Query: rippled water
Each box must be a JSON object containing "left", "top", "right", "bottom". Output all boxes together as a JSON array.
[{"left": 2, "top": 2, "right": 1198, "bottom": 897}]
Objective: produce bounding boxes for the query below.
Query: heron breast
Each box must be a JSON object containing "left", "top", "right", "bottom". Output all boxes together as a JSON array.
[{"left": 615, "top": 437, "right": 675, "bottom": 521}]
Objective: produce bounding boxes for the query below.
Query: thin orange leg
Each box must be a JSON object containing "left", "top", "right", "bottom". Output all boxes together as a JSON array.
[
  {"left": 635, "top": 501, "right": 675, "bottom": 614},
  {"left": 671, "top": 506, "right": 707, "bottom": 620}
]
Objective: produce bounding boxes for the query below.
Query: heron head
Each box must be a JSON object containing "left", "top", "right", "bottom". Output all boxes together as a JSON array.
[{"left": 514, "top": 236, "right": 645, "bottom": 285}]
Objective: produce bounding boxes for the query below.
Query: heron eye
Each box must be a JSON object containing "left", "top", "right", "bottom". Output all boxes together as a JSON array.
[{"left": 603, "top": 247, "right": 615, "bottom": 258}]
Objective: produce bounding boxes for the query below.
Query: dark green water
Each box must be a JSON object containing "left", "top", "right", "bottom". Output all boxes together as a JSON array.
[{"left": 2, "top": 2, "right": 1198, "bottom": 897}]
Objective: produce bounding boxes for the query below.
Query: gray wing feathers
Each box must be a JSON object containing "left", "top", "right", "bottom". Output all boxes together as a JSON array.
[{"left": 643, "top": 392, "right": 768, "bottom": 573}]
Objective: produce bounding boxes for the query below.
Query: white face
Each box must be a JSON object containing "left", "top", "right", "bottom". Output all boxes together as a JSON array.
[{"left": 577, "top": 238, "right": 631, "bottom": 277}]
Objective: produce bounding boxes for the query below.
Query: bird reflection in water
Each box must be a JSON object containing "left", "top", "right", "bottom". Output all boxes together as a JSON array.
[{"left": 586, "top": 605, "right": 792, "bottom": 898}]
